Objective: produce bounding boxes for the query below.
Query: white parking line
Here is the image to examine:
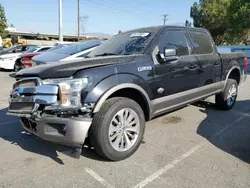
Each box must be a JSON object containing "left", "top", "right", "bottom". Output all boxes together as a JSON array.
[
  {"left": 133, "top": 113, "right": 249, "bottom": 188},
  {"left": 133, "top": 145, "right": 202, "bottom": 188},
  {"left": 85, "top": 168, "right": 115, "bottom": 188}
]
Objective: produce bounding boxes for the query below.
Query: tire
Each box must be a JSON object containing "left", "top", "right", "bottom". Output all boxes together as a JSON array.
[
  {"left": 89, "top": 97, "right": 145, "bottom": 161},
  {"left": 14, "top": 62, "right": 19, "bottom": 72},
  {"left": 215, "top": 79, "right": 238, "bottom": 110}
]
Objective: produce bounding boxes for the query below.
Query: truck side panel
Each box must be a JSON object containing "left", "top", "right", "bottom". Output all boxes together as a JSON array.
[{"left": 219, "top": 52, "right": 245, "bottom": 82}]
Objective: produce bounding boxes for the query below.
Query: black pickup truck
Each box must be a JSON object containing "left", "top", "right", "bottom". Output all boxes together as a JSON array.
[{"left": 7, "top": 26, "right": 247, "bottom": 161}]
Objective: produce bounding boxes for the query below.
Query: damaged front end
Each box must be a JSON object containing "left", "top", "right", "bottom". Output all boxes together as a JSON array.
[{"left": 7, "top": 77, "right": 93, "bottom": 157}]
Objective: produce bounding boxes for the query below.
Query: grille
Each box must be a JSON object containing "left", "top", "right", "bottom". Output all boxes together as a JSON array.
[
  {"left": 13, "top": 78, "right": 40, "bottom": 89},
  {"left": 9, "top": 102, "right": 34, "bottom": 113}
]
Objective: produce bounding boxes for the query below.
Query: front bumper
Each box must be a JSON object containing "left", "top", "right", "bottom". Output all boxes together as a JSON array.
[
  {"left": 20, "top": 116, "right": 92, "bottom": 147},
  {"left": 7, "top": 77, "right": 92, "bottom": 148}
]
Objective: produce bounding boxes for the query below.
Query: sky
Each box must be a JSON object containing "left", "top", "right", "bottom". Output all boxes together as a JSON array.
[{"left": 1, "top": 0, "right": 196, "bottom": 36}]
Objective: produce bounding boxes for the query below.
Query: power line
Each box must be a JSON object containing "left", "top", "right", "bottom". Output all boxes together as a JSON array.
[
  {"left": 80, "top": 15, "right": 89, "bottom": 35},
  {"left": 86, "top": 0, "right": 147, "bottom": 22},
  {"left": 97, "top": 0, "right": 153, "bottom": 17},
  {"left": 162, "top": 14, "right": 169, "bottom": 25}
]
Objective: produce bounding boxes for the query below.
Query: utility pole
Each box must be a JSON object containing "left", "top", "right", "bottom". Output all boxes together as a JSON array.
[
  {"left": 58, "top": 0, "right": 63, "bottom": 41},
  {"left": 162, "top": 14, "right": 168, "bottom": 25},
  {"left": 77, "top": 0, "right": 80, "bottom": 41}
]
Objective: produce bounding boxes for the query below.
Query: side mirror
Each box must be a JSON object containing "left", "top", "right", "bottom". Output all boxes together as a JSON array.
[
  {"left": 164, "top": 47, "right": 177, "bottom": 57},
  {"left": 163, "top": 46, "right": 179, "bottom": 62},
  {"left": 12, "top": 49, "right": 16, "bottom": 53}
]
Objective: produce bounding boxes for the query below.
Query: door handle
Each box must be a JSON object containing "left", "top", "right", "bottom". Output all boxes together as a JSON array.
[
  {"left": 213, "top": 61, "right": 220, "bottom": 66},
  {"left": 189, "top": 64, "right": 196, "bottom": 69}
]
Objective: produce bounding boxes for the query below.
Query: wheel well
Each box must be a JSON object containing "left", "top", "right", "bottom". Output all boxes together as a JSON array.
[
  {"left": 228, "top": 69, "right": 240, "bottom": 85},
  {"left": 108, "top": 88, "right": 150, "bottom": 121}
]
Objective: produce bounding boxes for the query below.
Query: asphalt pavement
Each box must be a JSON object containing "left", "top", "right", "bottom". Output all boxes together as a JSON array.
[{"left": 0, "top": 71, "right": 250, "bottom": 188}]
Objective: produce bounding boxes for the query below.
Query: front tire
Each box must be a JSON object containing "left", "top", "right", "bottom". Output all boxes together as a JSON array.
[
  {"left": 215, "top": 79, "right": 238, "bottom": 110},
  {"left": 89, "top": 97, "right": 145, "bottom": 161}
]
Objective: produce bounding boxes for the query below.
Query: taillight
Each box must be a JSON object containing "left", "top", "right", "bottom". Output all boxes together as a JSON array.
[
  {"left": 244, "top": 57, "right": 248, "bottom": 70},
  {"left": 22, "top": 57, "right": 32, "bottom": 68}
]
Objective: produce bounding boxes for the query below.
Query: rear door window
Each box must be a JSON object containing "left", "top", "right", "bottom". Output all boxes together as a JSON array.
[{"left": 189, "top": 31, "right": 214, "bottom": 54}]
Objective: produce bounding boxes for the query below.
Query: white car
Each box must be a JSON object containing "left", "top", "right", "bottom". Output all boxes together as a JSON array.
[
  {"left": 0, "top": 53, "right": 23, "bottom": 70},
  {"left": 23, "top": 46, "right": 53, "bottom": 54},
  {"left": 0, "top": 45, "right": 52, "bottom": 70}
]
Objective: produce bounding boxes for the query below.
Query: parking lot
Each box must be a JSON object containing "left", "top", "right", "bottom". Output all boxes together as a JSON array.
[{"left": 0, "top": 71, "right": 250, "bottom": 188}]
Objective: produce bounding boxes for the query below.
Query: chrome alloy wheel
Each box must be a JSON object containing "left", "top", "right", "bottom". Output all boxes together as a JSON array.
[
  {"left": 109, "top": 108, "right": 140, "bottom": 152},
  {"left": 227, "top": 84, "right": 237, "bottom": 106}
]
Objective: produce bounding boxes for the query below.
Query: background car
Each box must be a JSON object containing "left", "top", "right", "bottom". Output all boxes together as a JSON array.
[
  {"left": 16, "top": 44, "right": 72, "bottom": 71},
  {"left": 0, "top": 44, "right": 37, "bottom": 70},
  {"left": 31, "top": 40, "right": 104, "bottom": 66},
  {"left": 0, "top": 44, "right": 37, "bottom": 56},
  {"left": 23, "top": 46, "right": 53, "bottom": 54},
  {"left": 14, "top": 46, "right": 54, "bottom": 71}
]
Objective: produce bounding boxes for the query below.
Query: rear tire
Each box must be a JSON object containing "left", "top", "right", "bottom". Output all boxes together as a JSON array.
[
  {"left": 89, "top": 97, "right": 145, "bottom": 161},
  {"left": 215, "top": 79, "right": 238, "bottom": 110},
  {"left": 14, "top": 62, "right": 19, "bottom": 72}
]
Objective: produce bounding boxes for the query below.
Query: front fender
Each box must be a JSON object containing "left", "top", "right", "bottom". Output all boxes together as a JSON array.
[{"left": 84, "top": 74, "right": 152, "bottom": 114}]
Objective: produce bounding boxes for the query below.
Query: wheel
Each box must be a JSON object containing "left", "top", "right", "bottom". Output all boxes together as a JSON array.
[
  {"left": 89, "top": 97, "right": 145, "bottom": 161},
  {"left": 14, "top": 58, "right": 24, "bottom": 72},
  {"left": 215, "top": 79, "right": 238, "bottom": 110},
  {"left": 14, "top": 62, "right": 19, "bottom": 72}
]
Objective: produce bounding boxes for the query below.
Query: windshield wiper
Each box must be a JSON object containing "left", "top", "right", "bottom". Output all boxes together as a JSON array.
[{"left": 95, "top": 52, "right": 117, "bottom": 57}]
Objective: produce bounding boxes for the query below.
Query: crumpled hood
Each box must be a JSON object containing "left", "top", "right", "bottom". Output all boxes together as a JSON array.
[{"left": 15, "top": 55, "right": 135, "bottom": 79}]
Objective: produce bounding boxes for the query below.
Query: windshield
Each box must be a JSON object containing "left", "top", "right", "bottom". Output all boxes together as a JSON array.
[
  {"left": 87, "top": 31, "right": 156, "bottom": 57},
  {"left": 51, "top": 40, "right": 102, "bottom": 55}
]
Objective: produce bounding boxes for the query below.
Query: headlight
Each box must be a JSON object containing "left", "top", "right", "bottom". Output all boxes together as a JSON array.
[{"left": 42, "top": 78, "right": 88, "bottom": 109}]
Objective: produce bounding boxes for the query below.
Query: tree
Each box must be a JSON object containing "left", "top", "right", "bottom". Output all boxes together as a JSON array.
[
  {"left": 227, "top": 0, "right": 250, "bottom": 44},
  {"left": 190, "top": 2, "right": 204, "bottom": 28},
  {"left": 0, "top": 4, "right": 8, "bottom": 37},
  {"left": 190, "top": 0, "right": 250, "bottom": 45}
]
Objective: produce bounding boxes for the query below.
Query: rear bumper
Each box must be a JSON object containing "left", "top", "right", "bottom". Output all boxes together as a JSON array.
[{"left": 20, "top": 116, "right": 92, "bottom": 148}]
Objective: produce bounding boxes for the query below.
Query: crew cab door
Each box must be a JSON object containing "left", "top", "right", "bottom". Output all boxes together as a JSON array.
[
  {"left": 187, "top": 29, "right": 222, "bottom": 85},
  {"left": 152, "top": 28, "right": 201, "bottom": 99}
]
